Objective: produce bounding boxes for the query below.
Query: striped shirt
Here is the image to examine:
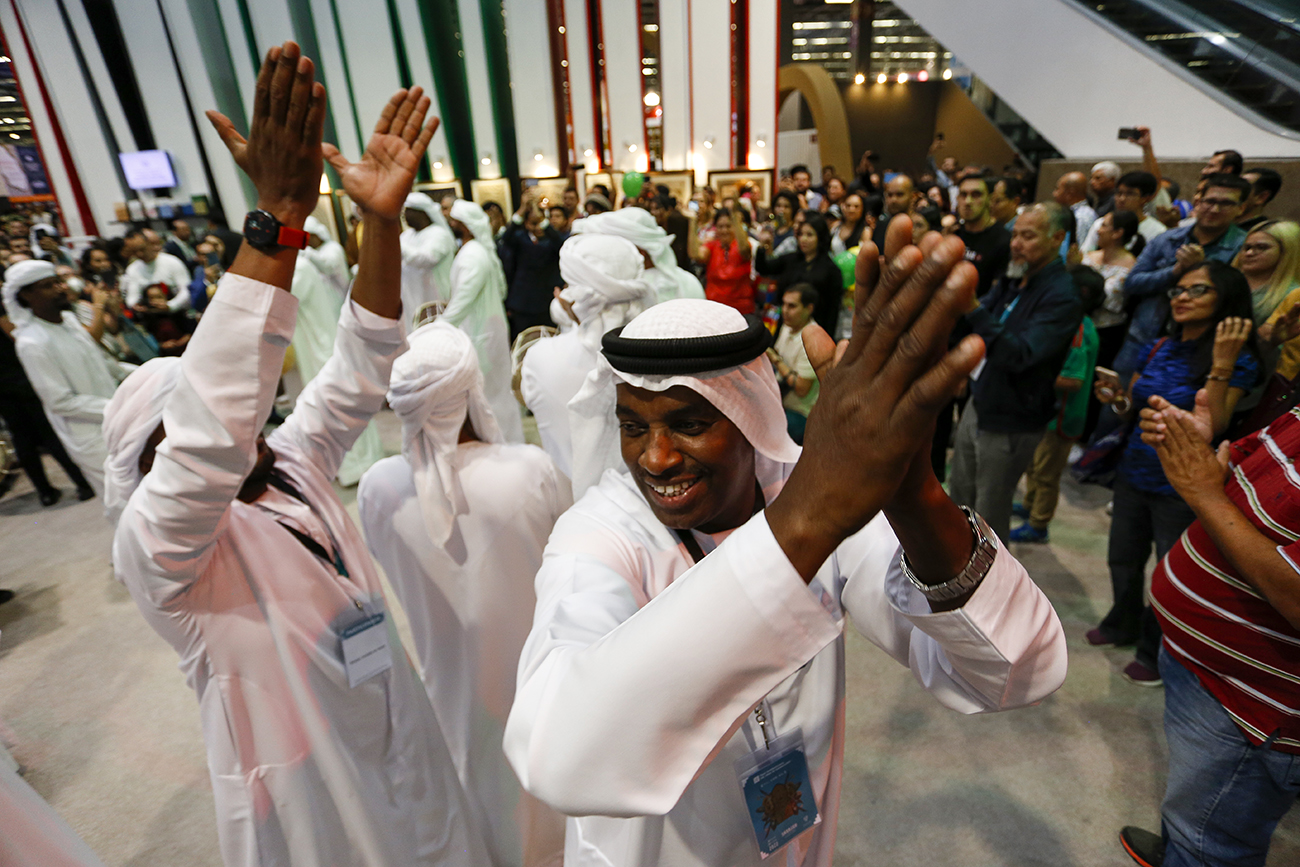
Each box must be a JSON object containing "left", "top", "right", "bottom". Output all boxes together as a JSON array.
[{"left": 1152, "top": 408, "right": 1300, "bottom": 754}]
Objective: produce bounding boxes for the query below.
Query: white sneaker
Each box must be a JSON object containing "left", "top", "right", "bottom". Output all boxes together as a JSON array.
[
  {"left": 1068, "top": 444, "right": 1085, "bottom": 464},
  {"left": 1106, "top": 499, "right": 1114, "bottom": 516}
]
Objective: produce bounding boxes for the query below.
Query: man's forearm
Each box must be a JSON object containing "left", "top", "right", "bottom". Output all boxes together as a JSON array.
[
  {"left": 883, "top": 472, "right": 977, "bottom": 612},
  {"left": 228, "top": 242, "right": 299, "bottom": 291},
  {"left": 351, "top": 213, "right": 402, "bottom": 319},
  {"left": 1185, "top": 487, "right": 1300, "bottom": 629}
]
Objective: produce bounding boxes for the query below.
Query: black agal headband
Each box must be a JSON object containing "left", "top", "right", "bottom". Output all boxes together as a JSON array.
[{"left": 601, "top": 316, "right": 772, "bottom": 375}]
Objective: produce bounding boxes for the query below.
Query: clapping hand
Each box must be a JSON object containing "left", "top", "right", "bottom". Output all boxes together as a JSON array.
[
  {"left": 1174, "top": 243, "right": 1205, "bottom": 274},
  {"left": 1211, "top": 317, "right": 1251, "bottom": 372},
  {"left": 323, "top": 88, "right": 438, "bottom": 222},
  {"left": 1139, "top": 389, "right": 1212, "bottom": 447},
  {"left": 1146, "top": 390, "right": 1230, "bottom": 508},
  {"left": 1263, "top": 303, "right": 1300, "bottom": 346}
]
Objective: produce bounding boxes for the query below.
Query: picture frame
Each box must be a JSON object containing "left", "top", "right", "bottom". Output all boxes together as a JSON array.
[
  {"left": 413, "top": 180, "right": 463, "bottom": 209},
  {"left": 646, "top": 171, "right": 694, "bottom": 207},
  {"left": 521, "top": 176, "right": 571, "bottom": 210},
  {"left": 470, "top": 178, "right": 512, "bottom": 215},
  {"left": 708, "top": 169, "right": 775, "bottom": 208}
]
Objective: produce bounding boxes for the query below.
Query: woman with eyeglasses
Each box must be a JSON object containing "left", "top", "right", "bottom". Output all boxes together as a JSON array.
[
  {"left": 1089, "top": 261, "right": 1262, "bottom": 686},
  {"left": 1236, "top": 221, "right": 1300, "bottom": 378}
]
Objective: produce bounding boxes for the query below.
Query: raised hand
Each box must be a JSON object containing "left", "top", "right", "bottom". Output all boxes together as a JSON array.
[
  {"left": 773, "top": 212, "right": 982, "bottom": 580},
  {"left": 323, "top": 88, "right": 438, "bottom": 222},
  {"left": 1212, "top": 316, "right": 1251, "bottom": 372},
  {"left": 1264, "top": 302, "right": 1300, "bottom": 346},
  {"left": 206, "top": 41, "right": 326, "bottom": 229},
  {"left": 1139, "top": 389, "right": 1212, "bottom": 447}
]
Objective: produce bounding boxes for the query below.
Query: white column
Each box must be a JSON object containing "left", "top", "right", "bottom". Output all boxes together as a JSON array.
[
  {"left": 563, "top": 0, "right": 597, "bottom": 172},
  {"left": 657, "top": 0, "right": 689, "bottom": 172},
  {"left": 600, "top": 0, "right": 644, "bottom": 173},
  {"left": 454, "top": 0, "right": 500, "bottom": 178},
  {"left": 746, "top": 0, "right": 777, "bottom": 171},
  {"left": 689, "top": 0, "right": 730, "bottom": 185},
  {"left": 504, "top": 0, "right": 559, "bottom": 177}
]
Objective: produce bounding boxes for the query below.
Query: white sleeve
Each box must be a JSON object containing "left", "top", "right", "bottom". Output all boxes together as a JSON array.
[
  {"left": 121, "top": 264, "right": 144, "bottom": 308},
  {"left": 268, "top": 300, "right": 404, "bottom": 480},
  {"left": 504, "top": 511, "right": 842, "bottom": 817},
  {"left": 16, "top": 337, "right": 109, "bottom": 423},
  {"left": 838, "top": 519, "right": 1068, "bottom": 713},
  {"left": 442, "top": 247, "right": 486, "bottom": 326},
  {"left": 1080, "top": 222, "right": 1101, "bottom": 254},
  {"left": 400, "top": 226, "right": 454, "bottom": 268},
  {"left": 115, "top": 273, "right": 297, "bottom": 602},
  {"left": 166, "top": 259, "right": 192, "bottom": 311}
]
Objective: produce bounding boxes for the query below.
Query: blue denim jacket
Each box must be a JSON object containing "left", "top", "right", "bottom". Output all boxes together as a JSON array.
[{"left": 1122, "top": 222, "right": 1245, "bottom": 350}]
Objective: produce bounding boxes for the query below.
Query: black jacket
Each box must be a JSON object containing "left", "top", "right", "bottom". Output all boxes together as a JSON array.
[
  {"left": 754, "top": 248, "right": 844, "bottom": 337},
  {"left": 965, "top": 259, "right": 1083, "bottom": 434}
]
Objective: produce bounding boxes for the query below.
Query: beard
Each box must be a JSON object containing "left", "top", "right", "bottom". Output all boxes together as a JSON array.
[{"left": 1005, "top": 260, "right": 1028, "bottom": 280}]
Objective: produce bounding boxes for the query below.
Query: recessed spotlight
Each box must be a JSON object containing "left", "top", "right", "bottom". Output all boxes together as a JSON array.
[
  {"left": 898, "top": 72, "right": 908, "bottom": 83},
  {"left": 877, "top": 72, "right": 887, "bottom": 84},
  {"left": 854, "top": 73, "right": 865, "bottom": 85},
  {"left": 942, "top": 68, "right": 953, "bottom": 80}
]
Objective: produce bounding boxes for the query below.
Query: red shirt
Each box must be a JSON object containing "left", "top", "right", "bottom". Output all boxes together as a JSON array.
[
  {"left": 1152, "top": 407, "right": 1300, "bottom": 753},
  {"left": 702, "top": 239, "right": 755, "bottom": 315}
]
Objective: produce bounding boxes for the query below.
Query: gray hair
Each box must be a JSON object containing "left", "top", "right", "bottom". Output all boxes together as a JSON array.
[
  {"left": 1028, "top": 201, "right": 1069, "bottom": 238},
  {"left": 1091, "top": 161, "right": 1121, "bottom": 181}
]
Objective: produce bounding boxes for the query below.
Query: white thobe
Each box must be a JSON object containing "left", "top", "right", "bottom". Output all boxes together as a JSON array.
[
  {"left": 445, "top": 240, "right": 524, "bottom": 443},
  {"left": 122, "top": 252, "right": 193, "bottom": 310},
  {"left": 643, "top": 260, "right": 705, "bottom": 304},
  {"left": 358, "top": 443, "right": 574, "bottom": 867},
  {"left": 505, "top": 466, "right": 1068, "bottom": 867},
  {"left": 0, "top": 757, "right": 107, "bottom": 867},
  {"left": 518, "top": 332, "right": 594, "bottom": 478},
  {"left": 288, "top": 254, "right": 384, "bottom": 486},
  {"left": 113, "top": 273, "right": 488, "bottom": 867},
  {"left": 401, "top": 224, "right": 456, "bottom": 317},
  {"left": 303, "top": 239, "right": 353, "bottom": 300},
  {"left": 13, "top": 312, "right": 125, "bottom": 495}
]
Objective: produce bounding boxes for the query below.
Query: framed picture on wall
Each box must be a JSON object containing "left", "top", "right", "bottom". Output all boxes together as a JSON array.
[
  {"left": 708, "top": 169, "right": 775, "bottom": 208},
  {"left": 521, "top": 176, "right": 571, "bottom": 210},
  {"left": 412, "top": 180, "right": 463, "bottom": 209},
  {"left": 470, "top": 178, "right": 512, "bottom": 215},
  {"left": 646, "top": 171, "right": 694, "bottom": 207}
]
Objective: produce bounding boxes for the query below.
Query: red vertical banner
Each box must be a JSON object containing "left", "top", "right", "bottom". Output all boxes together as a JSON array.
[
  {"left": 546, "top": 0, "right": 573, "bottom": 172},
  {"left": 586, "top": 0, "right": 610, "bottom": 170},
  {"left": 731, "top": 0, "right": 749, "bottom": 169}
]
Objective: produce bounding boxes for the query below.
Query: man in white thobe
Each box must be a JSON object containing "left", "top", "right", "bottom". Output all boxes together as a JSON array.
[
  {"left": 287, "top": 250, "right": 384, "bottom": 486},
  {"left": 121, "top": 228, "right": 193, "bottom": 310},
  {"left": 505, "top": 218, "right": 1069, "bottom": 866},
  {"left": 401, "top": 192, "right": 456, "bottom": 320},
  {"left": 519, "top": 233, "right": 654, "bottom": 478},
  {"left": 445, "top": 198, "right": 523, "bottom": 442},
  {"left": 302, "top": 215, "right": 352, "bottom": 299},
  {"left": 104, "top": 46, "right": 486, "bottom": 867},
  {"left": 358, "top": 319, "right": 571, "bottom": 867},
  {"left": 3, "top": 260, "right": 125, "bottom": 499},
  {"left": 573, "top": 207, "right": 705, "bottom": 303}
]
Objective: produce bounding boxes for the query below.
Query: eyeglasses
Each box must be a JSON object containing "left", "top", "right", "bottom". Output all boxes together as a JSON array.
[
  {"left": 1199, "top": 197, "right": 1241, "bottom": 210},
  {"left": 1167, "top": 284, "right": 1216, "bottom": 300}
]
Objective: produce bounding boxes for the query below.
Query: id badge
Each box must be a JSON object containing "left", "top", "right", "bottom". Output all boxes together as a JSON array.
[
  {"left": 734, "top": 728, "right": 820, "bottom": 857},
  {"left": 339, "top": 611, "right": 392, "bottom": 687}
]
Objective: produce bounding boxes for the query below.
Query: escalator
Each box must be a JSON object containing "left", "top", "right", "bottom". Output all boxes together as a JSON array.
[{"left": 1077, "top": 0, "right": 1300, "bottom": 134}]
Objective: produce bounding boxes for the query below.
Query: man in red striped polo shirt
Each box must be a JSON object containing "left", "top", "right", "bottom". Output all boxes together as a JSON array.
[{"left": 1118, "top": 390, "right": 1300, "bottom": 867}]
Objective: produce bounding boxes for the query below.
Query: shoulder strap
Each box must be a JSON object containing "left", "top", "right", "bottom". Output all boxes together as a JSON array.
[{"left": 673, "top": 528, "right": 708, "bottom": 565}]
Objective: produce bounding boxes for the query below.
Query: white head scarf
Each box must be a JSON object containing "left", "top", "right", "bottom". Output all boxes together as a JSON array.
[
  {"left": 573, "top": 208, "right": 674, "bottom": 267},
  {"left": 567, "top": 299, "right": 802, "bottom": 498},
  {"left": 303, "top": 215, "right": 332, "bottom": 243},
  {"left": 1, "top": 259, "right": 56, "bottom": 329},
  {"left": 558, "top": 234, "right": 654, "bottom": 351},
  {"left": 101, "top": 357, "right": 183, "bottom": 525},
  {"left": 449, "top": 199, "right": 494, "bottom": 246},
  {"left": 387, "top": 320, "right": 503, "bottom": 544},
  {"left": 405, "top": 192, "right": 451, "bottom": 232}
]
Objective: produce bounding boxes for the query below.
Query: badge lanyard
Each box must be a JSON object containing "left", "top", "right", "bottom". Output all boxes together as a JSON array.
[{"left": 260, "top": 473, "right": 362, "bottom": 610}]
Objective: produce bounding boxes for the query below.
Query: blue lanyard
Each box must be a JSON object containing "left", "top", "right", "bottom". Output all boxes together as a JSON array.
[{"left": 998, "top": 294, "right": 1021, "bottom": 324}]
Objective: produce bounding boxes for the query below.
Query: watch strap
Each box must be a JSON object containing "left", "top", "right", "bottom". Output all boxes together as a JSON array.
[
  {"left": 276, "top": 224, "right": 309, "bottom": 250},
  {"left": 900, "top": 506, "right": 998, "bottom": 602}
]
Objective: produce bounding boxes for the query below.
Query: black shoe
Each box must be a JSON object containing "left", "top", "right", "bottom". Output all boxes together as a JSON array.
[
  {"left": 39, "top": 488, "right": 62, "bottom": 507},
  {"left": 76, "top": 486, "right": 95, "bottom": 502},
  {"left": 1120, "top": 826, "right": 1164, "bottom": 867},
  {"left": 0, "top": 589, "right": 14, "bottom": 605}
]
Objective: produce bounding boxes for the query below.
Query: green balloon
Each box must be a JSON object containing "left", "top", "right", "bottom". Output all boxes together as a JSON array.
[{"left": 622, "top": 171, "right": 645, "bottom": 198}]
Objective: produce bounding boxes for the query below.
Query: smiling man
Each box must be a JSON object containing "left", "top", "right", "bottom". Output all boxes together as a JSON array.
[{"left": 504, "top": 215, "right": 1068, "bottom": 866}]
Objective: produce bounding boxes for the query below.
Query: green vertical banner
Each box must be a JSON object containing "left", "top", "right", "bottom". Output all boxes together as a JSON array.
[
  {"left": 285, "top": 0, "right": 345, "bottom": 189},
  {"left": 383, "top": 0, "right": 429, "bottom": 181},
  {"left": 414, "top": 0, "right": 478, "bottom": 182},
  {"left": 186, "top": 0, "right": 256, "bottom": 207},
  {"left": 477, "top": 0, "right": 518, "bottom": 185}
]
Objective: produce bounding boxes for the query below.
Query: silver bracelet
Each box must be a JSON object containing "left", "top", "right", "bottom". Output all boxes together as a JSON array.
[{"left": 900, "top": 506, "right": 998, "bottom": 602}]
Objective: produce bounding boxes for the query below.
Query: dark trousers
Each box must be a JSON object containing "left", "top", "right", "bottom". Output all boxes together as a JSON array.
[
  {"left": 0, "top": 394, "right": 90, "bottom": 495},
  {"left": 507, "top": 308, "right": 555, "bottom": 345},
  {"left": 1100, "top": 476, "right": 1196, "bottom": 668},
  {"left": 931, "top": 394, "right": 967, "bottom": 482},
  {"left": 1082, "top": 323, "right": 1129, "bottom": 442}
]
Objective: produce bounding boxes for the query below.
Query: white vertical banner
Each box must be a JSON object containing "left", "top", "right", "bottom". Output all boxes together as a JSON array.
[
  {"left": 599, "top": 0, "right": 643, "bottom": 174},
  {"left": 390, "top": 0, "right": 451, "bottom": 179},
  {"left": 503, "top": 0, "right": 559, "bottom": 178},
  {"left": 59, "top": 0, "right": 135, "bottom": 152},
  {"left": 242, "top": 0, "right": 296, "bottom": 50},
  {"left": 657, "top": 0, "right": 689, "bottom": 172},
  {"left": 214, "top": 0, "right": 260, "bottom": 128},
  {"left": 454, "top": 0, "right": 500, "bottom": 178},
  {"left": 110, "top": 0, "right": 209, "bottom": 200},
  {"left": 689, "top": 0, "right": 730, "bottom": 184},
  {"left": 157, "top": 0, "right": 253, "bottom": 218},
  {"left": 5, "top": 0, "right": 113, "bottom": 236},
  {"left": 306, "top": 0, "right": 365, "bottom": 162},
  {"left": 563, "top": 0, "right": 596, "bottom": 172},
  {"left": 333, "top": 0, "right": 403, "bottom": 163},
  {"left": 746, "top": 0, "right": 777, "bottom": 171}
]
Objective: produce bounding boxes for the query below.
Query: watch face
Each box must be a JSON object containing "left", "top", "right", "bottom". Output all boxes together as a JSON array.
[{"left": 244, "top": 210, "right": 280, "bottom": 248}]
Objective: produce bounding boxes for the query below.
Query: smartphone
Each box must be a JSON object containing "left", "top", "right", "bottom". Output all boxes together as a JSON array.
[
  {"left": 1095, "top": 366, "right": 1122, "bottom": 400},
  {"left": 1118, "top": 127, "right": 1140, "bottom": 141}
]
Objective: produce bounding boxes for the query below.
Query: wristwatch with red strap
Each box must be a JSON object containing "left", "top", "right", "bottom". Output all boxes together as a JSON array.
[{"left": 242, "top": 209, "right": 309, "bottom": 252}]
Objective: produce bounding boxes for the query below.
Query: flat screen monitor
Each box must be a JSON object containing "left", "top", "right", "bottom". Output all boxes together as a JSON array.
[{"left": 119, "top": 150, "right": 177, "bottom": 191}]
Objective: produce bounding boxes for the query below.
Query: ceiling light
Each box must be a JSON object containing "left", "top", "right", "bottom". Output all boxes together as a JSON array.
[
  {"left": 877, "top": 72, "right": 887, "bottom": 84},
  {"left": 643, "top": 91, "right": 660, "bottom": 107},
  {"left": 917, "top": 70, "right": 928, "bottom": 81},
  {"left": 942, "top": 68, "right": 953, "bottom": 80},
  {"left": 854, "top": 73, "right": 865, "bottom": 85},
  {"left": 897, "top": 72, "right": 908, "bottom": 83}
]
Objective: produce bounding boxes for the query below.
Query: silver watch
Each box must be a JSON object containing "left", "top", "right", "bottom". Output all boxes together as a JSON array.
[{"left": 900, "top": 506, "right": 998, "bottom": 602}]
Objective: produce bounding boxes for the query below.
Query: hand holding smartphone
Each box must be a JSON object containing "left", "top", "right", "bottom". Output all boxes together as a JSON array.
[{"left": 1094, "top": 366, "right": 1123, "bottom": 402}]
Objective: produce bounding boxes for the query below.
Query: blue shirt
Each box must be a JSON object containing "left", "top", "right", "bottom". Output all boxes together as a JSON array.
[
  {"left": 1121, "top": 337, "right": 1259, "bottom": 495},
  {"left": 1122, "top": 222, "right": 1246, "bottom": 353}
]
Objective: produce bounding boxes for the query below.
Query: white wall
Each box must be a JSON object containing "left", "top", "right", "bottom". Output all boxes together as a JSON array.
[
  {"left": 658, "top": 0, "right": 690, "bottom": 172},
  {"left": 563, "top": 0, "right": 597, "bottom": 171},
  {"left": 689, "top": 0, "right": 730, "bottom": 184},
  {"left": 895, "top": 0, "right": 1300, "bottom": 159},
  {"left": 504, "top": 0, "right": 559, "bottom": 177},
  {"left": 747, "top": 0, "right": 777, "bottom": 170},
  {"left": 602, "top": 0, "right": 645, "bottom": 173}
]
